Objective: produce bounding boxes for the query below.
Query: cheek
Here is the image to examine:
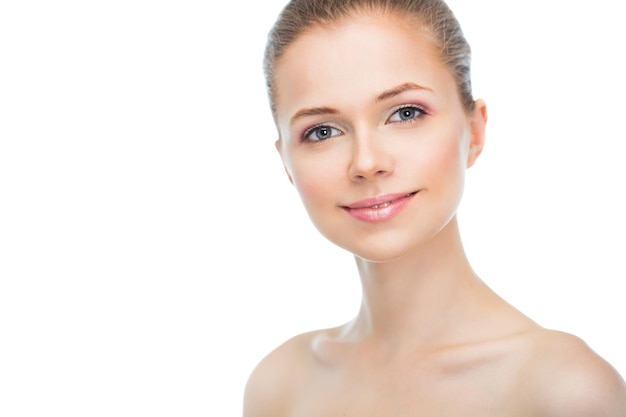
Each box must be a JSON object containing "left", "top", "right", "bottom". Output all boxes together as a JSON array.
[
  {"left": 434, "top": 138, "right": 465, "bottom": 176},
  {"left": 406, "top": 130, "right": 467, "bottom": 185},
  {"left": 290, "top": 156, "right": 341, "bottom": 209}
]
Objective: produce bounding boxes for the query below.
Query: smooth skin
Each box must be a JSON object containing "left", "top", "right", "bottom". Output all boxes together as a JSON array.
[{"left": 245, "top": 11, "right": 626, "bottom": 417}]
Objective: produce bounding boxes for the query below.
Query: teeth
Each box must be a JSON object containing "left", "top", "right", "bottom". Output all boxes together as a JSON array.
[
  {"left": 368, "top": 193, "right": 415, "bottom": 209},
  {"left": 371, "top": 201, "right": 392, "bottom": 209}
]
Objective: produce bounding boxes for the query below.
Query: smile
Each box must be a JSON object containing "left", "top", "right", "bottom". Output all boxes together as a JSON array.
[{"left": 342, "top": 192, "right": 418, "bottom": 222}]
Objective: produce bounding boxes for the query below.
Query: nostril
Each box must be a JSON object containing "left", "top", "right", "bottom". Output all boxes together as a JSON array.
[{"left": 348, "top": 142, "right": 394, "bottom": 181}]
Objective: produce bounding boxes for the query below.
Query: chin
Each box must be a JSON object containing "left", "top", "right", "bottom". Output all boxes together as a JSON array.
[
  {"left": 325, "top": 213, "right": 460, "bottom": 264},
  {"left": 334, "top": 234, "right": 428, "bottom": 264},
  {"left": 354, "top": 251, "right": 411, "bottom": 264}
]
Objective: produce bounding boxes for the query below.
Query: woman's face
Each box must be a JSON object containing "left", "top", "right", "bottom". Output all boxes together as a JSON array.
[{"left": 273, "top": 13, "right": 486, "bottom": 262}]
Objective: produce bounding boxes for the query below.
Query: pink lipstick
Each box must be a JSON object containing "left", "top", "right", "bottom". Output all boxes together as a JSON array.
[{"left": 342, "top": 192, "right": 417, "bottom": 222}]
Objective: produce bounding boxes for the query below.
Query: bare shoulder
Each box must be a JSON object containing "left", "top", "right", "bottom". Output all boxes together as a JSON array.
[
  {"left": 242, "top": 329, "right": 322, "bottom": 417},
  {"left": 525, "top": 329, "right": 626, "bottom": 416}
]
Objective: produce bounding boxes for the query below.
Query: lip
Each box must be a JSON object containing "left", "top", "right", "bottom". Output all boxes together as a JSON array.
[{"left": 342, "top": 191, "right": 418, "bottom": 222}]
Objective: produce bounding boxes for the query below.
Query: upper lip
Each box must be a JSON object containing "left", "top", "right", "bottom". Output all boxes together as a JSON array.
[{"left": 343, "top": 192, "right": 417, "bottom": 209}]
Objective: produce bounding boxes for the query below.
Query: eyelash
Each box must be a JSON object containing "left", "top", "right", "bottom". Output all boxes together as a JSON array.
[
  {"left": 301, "top": 124, "right": 342, "bottom": 143},
  {"left": 300, "top": 104, "right": 429, "bottom": 143},
  {"left": 387, "top": 105, "right": 428, "bottom": 125}
]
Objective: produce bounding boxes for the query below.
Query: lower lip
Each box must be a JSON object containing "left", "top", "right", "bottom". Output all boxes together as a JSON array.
[{"left": 342, "top": 193, "right": 417, "bottom": 223}]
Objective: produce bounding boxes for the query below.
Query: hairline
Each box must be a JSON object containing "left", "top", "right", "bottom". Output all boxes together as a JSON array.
[{"left": 267, "top": 8, "right": 444, "bottom": 118}]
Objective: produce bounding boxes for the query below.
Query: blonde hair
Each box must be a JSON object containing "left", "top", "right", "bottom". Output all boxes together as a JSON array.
[{"left": 264, "top": 0, "right": 475, "bottom": 115}]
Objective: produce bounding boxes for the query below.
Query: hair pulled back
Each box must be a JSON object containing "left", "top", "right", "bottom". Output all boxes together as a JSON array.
[{"left": 264, "top": 0, "right": 475, "bottom": 115}]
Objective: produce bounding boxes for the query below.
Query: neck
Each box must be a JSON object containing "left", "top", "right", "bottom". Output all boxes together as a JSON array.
[{"left": 349, "top": 217, "right": 483, "bottom": 347}]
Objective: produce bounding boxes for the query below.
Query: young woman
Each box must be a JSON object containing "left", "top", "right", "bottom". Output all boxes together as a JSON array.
[{"left": 244, "top": 0, "right": 626, "bottom": 415}]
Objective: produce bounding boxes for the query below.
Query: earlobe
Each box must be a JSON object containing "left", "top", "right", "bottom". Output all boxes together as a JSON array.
[
  {"left": 275, "top": 139, "right": 294, "bottom": 185},
  {"left": 467, "top": 99, "right": 487, "bottom": 169}
]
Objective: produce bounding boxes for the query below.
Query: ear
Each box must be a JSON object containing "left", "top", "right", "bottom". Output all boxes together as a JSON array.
[
  {"left": 275, "top": 139, "right": 294, "bottom": 185},
  {"left": 466, "top": 99, "right": 487, "bottom": 169}
]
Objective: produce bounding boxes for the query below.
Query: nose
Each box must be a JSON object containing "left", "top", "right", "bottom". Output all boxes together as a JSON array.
[{"left": 347, "top": 132, "right": 394, "bottom": 182}]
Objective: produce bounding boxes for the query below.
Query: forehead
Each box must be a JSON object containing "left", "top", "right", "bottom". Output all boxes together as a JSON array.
[{"left": 273, "top": 13, "right": 457, "bottom": 120}]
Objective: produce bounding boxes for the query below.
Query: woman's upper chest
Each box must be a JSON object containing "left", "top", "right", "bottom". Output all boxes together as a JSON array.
[{"left": 288, "top": 341, "right": 535, "bottom": 417}]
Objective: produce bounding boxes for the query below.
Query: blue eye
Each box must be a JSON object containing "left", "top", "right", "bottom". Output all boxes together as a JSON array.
[
  {"left": 303, "top": 125, "right": 342, "bottom": 142},
  {"left": 388, "top": 105, "right": 427, "bottom": 123}
]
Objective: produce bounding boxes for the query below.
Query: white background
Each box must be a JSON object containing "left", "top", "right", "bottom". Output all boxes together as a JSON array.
[{"left": 1, "top": 1, "right": 624, "bottom": 415}]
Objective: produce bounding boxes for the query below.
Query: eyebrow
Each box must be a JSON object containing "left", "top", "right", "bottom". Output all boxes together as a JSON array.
[
  {"left": 289, "top": 82, "right": 433, "bottom": 126},
  {"left": 376, "top": 82, "right": 433, "bottom": 102},
  {"left": 290, "top": 106, "right": 339, "bottom": 126}
]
